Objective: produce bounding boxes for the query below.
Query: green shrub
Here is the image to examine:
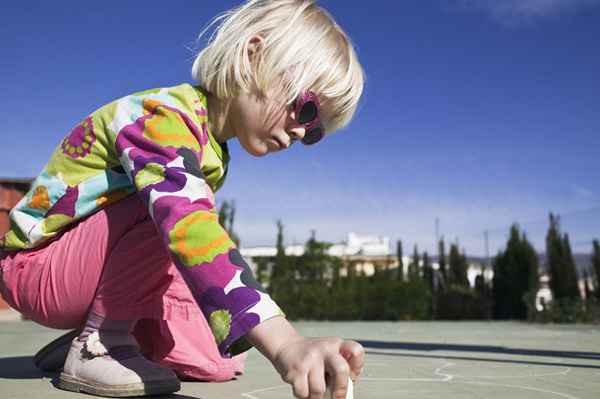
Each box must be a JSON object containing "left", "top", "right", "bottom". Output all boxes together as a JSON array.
[
  {"left": 533, "top": 298, "right": 600, "bottom": 324},
  {"left": 435, "top": 285, "right": 490, "bottom": 320}
]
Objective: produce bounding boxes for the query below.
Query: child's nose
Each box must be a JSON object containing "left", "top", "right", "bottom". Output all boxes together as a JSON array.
[{"left": 288, "top": 126, "right": 306, "bottom": 142}]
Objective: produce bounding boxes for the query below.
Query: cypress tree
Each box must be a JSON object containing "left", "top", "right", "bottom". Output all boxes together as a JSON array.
[
  {"left": 448, "top": 243, "right": 457, "bottom": 285},
  {"left": 522, "top": 232, "right": 540, "bottom": 319},
  {"left": 268, "top": 220, "right": 296, "bottom": 316},
  {"left": 592, "top": 240, "right": 600, "bottom": 300},
  {"left": 299, "top": 229, "right": 330, "bottom": 284},
  {"left": 506, "top": 225, "right": 526, "bottom": 318},
  {"left": 396, "top": 240, "right": 404, "bottom": 281},
  {"left": 255, "top": 257, "right": 269, "bottom": 285},
  {"left": 218, "top": 200, "right": 229, "bottom": 226},
  {"left": 460, "top": 248, "right": 470, "bottom": 287},
  {"left": 409, "top": 244, "right": 420, "bottom": 282},
  {"left": 492, "top": 249, "right": 509, "bottom": 319},
  {"left": 228, "top": 200, "right": 239, "bottom": 246},
  {"left": 295, "top": 230, "right": 332, "bottom": 319},
  {"left": 492, "top": 224, "right": 539, "bottom": 319},
  {"left": 272, "top": 220, "right": 285, "bottom": 281},
  {"left": 422, "top": 251, "right": 433, "bottom": 291},
  {"left": 422, "top": 250, "right": 434, "bottom": 317},
  {"left": 562, "top": 233, "right": 581, "bottom": 300},
  {"left": 438, "top": 238, "right": 447, "bottom": 287},
  {"left": 218, "top": 199, "right": 240, "bottom": 247},
  {"left": 449, "top": 243, "right": 469, "bottom": 287},
  {"left": 546, "top": 213, "right": 566, "bottom": 300},
  {"left": 270, "top": 220, "right": 289, "bottom": 293}
]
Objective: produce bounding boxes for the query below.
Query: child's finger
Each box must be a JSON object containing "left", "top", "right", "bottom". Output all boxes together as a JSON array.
[
  {"left": 290, "top": 372, "right": 309, "bottom": 399},
  {"left": 325, "top": 354, "right": 350, "bottom": 399},
  {"left": 307, "top": 367, "right": 326, "bottom": 399},
  {"left": 340, "top": 340, "right": 364, "bottom": 380}
]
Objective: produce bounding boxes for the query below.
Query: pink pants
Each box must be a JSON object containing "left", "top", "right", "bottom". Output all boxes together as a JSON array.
[{"left": 0, "top": 193, "right": 246, "bottom": 381}]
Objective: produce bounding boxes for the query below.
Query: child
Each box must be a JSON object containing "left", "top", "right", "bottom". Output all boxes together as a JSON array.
[{"left": 0, "top": 0, "right": 365, "bottom": 398}]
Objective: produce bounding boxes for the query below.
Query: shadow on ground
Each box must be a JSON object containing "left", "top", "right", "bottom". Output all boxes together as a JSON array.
[
  {"left": 358, "top": 340, "right": 600, "bottom": 369},
  {"left": 0, "top": 356, "right": 54, "bottom": 379},
  {"left": 0, "top": 356, "right": 208, "bottom": 398},
  {"left": 358, "top": 340, "right": 600, "bottom": 360}
]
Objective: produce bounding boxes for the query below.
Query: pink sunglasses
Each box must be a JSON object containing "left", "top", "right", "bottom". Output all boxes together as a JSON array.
[{"left": 290, "top": 91, "right": 324, "bottom": 145}]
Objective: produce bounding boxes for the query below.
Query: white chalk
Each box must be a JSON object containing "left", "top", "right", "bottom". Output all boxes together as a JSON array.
[
  {"left": 325, "top": 377, "right": 354, "bottom": 399},
  {"left": 346, "top": 377, "right": 354, "bottom": 399}
]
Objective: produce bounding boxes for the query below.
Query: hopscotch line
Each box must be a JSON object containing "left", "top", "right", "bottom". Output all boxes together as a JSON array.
[
  {"left": 238, "top": 363, "right": 455, "bottom": 399},
  {"left": 449, "top": 366, "right": 571, "bottom": 380},
  {"left": 240, "top": 362, "right": 578, "bottom": 399},
  {"left": 241, "top": 384, "right": 288, "bottom": 399},
  {"left": 537, "top": 374, "right": 600, "bottom": 391},
  {"left": 360, "top": 361, "right": 455, "bottom": 383},
  {"left": 239, "top": 379, "right": 580, "bottom": 399},
  {"left": 385, "top": 380, "right": 582, "bottom": 398},
  {"left": 459, "top": 380, "right": 581, "bottom": 399},
  {"left": 434, "top": 362, "right": 455, "bottom": 381}
]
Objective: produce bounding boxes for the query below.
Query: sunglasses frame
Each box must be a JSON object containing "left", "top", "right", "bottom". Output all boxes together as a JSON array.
[{"left": 291, "top": 90, "right": 324, "bottom": 145}]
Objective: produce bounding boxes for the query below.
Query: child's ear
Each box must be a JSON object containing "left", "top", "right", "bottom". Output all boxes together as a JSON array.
[
  {"left": 245, "top": 35, "right": 266, "bottom": 95},
  {"left": 247, "top": 35, "right": 264, "bottom": 61}
]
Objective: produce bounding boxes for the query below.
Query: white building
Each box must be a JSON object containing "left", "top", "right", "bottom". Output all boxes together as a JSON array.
[{"left": 239, "top": 232, "right": 391, "bottom": 258}]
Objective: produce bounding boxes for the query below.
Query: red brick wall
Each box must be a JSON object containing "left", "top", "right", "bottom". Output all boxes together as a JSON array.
[
  {"left": 0, "top": 181, "right": 31, "bottom": 310},
  {"left": 1, "top": 187, "right": 25, "bottom": 235}
]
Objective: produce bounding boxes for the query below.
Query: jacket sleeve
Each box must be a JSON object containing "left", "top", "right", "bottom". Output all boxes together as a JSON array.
[{"left": 111, "top": 93, "right": 284, "bottom": 358}]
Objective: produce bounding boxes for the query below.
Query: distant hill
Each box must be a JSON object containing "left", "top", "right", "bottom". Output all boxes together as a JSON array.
[
  {"left": 537, "top": 253, "right": 593, "bottom": 275},
  {"left": 430, "top": 254, "right": 594, "bottom": 275}
]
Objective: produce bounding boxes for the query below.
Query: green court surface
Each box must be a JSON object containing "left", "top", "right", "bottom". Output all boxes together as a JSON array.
[{"left": 1, "top": 316, "right": 599, "bottom": 398}]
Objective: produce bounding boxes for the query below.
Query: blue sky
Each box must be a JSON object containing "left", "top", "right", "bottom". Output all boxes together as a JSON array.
[{"left": 1, "top": 0, "right": 599, "bottom": 256}]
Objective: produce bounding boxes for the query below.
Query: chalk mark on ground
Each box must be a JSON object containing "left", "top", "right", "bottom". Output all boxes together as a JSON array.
[
  {"left": 241, "top": 384, "right": 289, "bottom": 399},
  {"left": 447, "top": 366, "right": 571, "bottom": 379},
  {"left": 240, "top": 361, "right": 583, "bottom": 399}
]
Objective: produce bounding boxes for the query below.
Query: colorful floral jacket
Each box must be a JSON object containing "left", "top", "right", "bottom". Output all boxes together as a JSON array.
[{"left": 0, "top": 83, "right": 284, "bottom": 357}]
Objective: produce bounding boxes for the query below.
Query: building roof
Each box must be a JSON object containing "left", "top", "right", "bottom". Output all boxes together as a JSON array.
[
  {"left": 240, "top": 232, "right": 391, "bottom": 258},
  {"left": 0, "top": 177, "right": 34, "bottom": 185}
]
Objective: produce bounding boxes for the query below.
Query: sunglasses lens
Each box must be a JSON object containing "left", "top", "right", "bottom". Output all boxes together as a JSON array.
[
  {"left": 302, "top": 126, "right": 324, "bottom": 145},
  {"left": 298, "top": 101, "right": 318, "bottom": 124}
]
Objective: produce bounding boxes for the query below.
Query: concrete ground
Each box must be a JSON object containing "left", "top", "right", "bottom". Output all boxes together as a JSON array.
[{"left": 1, "top": 310, "right": 599, "bottom": 398}]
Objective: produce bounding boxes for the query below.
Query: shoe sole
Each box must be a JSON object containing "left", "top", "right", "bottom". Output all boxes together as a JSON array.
[
  {"left": 57, "top": 372, "right": 181, "bottom": 397},
  {"left": 34, "top": 329, "right": 81, "bottom": 372}
]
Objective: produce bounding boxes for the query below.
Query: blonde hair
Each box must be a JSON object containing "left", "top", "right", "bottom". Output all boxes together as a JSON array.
[{"left": 191, "top": 0, "right": 365, "bottom": 134}]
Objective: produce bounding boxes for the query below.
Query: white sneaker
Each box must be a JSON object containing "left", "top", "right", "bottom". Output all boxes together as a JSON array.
[
  {"left": 57, "top": 332, "right": 181, "bottom": 397},
  {"left": 34, "top": 329, "right": 80, "bottom": 372}
]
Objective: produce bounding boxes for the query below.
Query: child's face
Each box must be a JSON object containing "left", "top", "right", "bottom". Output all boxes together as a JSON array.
[{"left": 229, "top": 84, "right": 307, "bottom": 157}]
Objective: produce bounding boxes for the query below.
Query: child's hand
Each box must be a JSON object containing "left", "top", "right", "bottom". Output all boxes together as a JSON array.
[
  {"left": 272, "top": 336, "right": 364, "bottom": 399},
  {"left": 246, "top": 317, "right": 364, "bottom": 398}
]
